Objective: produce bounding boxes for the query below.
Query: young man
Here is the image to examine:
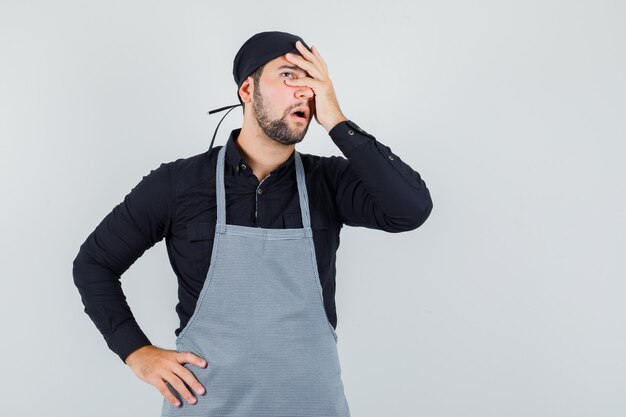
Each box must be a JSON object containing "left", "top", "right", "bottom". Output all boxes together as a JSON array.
[{"left": 73, "top": 31, "right": 433, "bottom": 416}]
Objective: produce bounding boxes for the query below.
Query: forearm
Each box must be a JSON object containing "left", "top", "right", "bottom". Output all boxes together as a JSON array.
[
  {"left": 328, "top": 120, "right": 433, "bottom": 231},
  {"left": 72, "top": 162, "right": 171, "bottom": 363},
  {"left": 73, "top": 247, "right": 152, "bottom": 363}
]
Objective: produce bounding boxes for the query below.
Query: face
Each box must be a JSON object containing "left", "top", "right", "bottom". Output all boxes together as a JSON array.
[{"left": 249, "top": 55, "right": 315, "bottom": 146}]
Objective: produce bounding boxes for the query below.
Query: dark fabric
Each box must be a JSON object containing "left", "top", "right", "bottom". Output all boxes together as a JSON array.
[
  {"left": 233, "top": 31, "right": 310, "bottom": 105},
  {"left": 72, "top": 120, "right": 434, "bottom": 363}
]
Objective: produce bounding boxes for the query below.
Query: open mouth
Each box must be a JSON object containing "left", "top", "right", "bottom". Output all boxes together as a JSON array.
[
  {"left": 291, "top": 111, "right": 306, "bottom": 122},
  {"left": 290, "top": 110, "right": 307, "bottom": 122}
]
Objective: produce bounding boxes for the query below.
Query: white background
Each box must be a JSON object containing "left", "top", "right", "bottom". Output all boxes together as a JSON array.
[{"left": 1, "top": 0, "right": 625, "bottom": 416}]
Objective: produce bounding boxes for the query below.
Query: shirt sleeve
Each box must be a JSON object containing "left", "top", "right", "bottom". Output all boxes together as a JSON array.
[
  {"left": 325, "top": 120, "right": 433, "bottom": 232},
  {"left": 72, "top": 162, "right": 172, "bottom": 363}
]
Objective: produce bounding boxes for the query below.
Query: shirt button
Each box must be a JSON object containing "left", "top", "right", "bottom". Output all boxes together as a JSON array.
[
  {"left": 257, "top": 188, "right": 263, "bottom": 195},
  {"left": 388, "top": 154, "right": 394, "bottom": 160},
  {"left": 348, "top": 130, "right": 354, "bottom": 135},
  {"left": 241, "top": 163, "right": 247, "bottom": 170}
]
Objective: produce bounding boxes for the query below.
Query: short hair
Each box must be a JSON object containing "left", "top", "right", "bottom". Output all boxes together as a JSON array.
[
  {"left": 240, "top": 63, "right": 266, "bottom": 112},
  {"left": 251, "top": 64, "right": 265, "bottom": 88}
]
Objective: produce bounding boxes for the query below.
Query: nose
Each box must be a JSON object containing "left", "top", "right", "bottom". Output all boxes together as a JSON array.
[{"left": 294, "top": 85, "right": 314, "bottom": 100}]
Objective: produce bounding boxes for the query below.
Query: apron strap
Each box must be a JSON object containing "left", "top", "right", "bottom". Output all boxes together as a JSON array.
[
  {"left": 215, "top": 143, "right": 312, "bottom": 229},
  {"left": 293, "top": 150, "right": 311, "bottom": 230}
]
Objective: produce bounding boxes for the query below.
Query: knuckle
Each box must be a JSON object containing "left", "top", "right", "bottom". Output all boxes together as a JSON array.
[{"left": 174, "top": 351, "right": 187, "bottom": 363}]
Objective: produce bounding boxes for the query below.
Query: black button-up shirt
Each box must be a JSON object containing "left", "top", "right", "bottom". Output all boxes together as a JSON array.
[{"left": 72, "top": 120, "right": 433, "bottom": 363}]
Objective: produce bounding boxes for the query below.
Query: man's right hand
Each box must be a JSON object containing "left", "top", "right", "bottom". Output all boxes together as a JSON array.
[{"left": 124, "top": 345, "right": 207, "bottom": 407}]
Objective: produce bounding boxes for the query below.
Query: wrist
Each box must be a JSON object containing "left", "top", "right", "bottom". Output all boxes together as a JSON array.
[
  {"left": 124, "top": 344, "right": 153, "bottom": 365},
  {"left": 324, "top": 115, "right": 349, "bottom": 133}
]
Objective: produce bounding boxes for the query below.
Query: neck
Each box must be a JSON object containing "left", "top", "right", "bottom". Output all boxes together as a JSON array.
[{"left": 236, "top": 118, "right": 294, "bottom": 182}]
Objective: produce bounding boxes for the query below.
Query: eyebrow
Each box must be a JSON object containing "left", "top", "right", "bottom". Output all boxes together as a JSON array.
[{"left": 276, "top": 65, "right": 306, "bottom": 74}]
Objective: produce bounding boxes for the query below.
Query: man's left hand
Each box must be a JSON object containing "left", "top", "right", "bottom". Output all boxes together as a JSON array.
[{"left": 284, "top": 40, "right": 348, "bottom": 133}]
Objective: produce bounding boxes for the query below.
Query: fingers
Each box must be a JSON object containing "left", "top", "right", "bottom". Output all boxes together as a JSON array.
[
  {"left": 288, "top": 40, "right": 328, "bottom": 80},
  {"left": 127, "top": 345, "right": 208, "bottom": 408},
  {"left": 173, "top": 353, "right": 207, "bottom": 396},
  {"left": 284, "top": 76, "right": 320, "bottom": 90},
  {"left": 162, "top": 371, "right": 197, "bottom": 406},
  {"left": 286, "top": 53, "right": 324, "bottom": 81},
  {"left": 311, "top": 45, "right": 328, "bottom": 72},
  {"left": 161, "top": 351, "right": 207, "bottom": 406},
  {"left": 155, "top": 379, "right": 182, "bottom": 407},
  {"left": 178, "top": 351, "right": 208, "bottom": 372},
  {"left": 295, "top": 40, "right": 317, "bottom": 66}
]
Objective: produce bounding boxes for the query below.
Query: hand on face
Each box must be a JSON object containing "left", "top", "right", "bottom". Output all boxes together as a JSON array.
[{"left": 284, "top": 41, "right": 348, "bottom": 133}]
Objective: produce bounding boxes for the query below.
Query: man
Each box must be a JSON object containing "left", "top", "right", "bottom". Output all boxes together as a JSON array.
[{"left": 73, "top": 31, "right": 433, "bottom": 416}]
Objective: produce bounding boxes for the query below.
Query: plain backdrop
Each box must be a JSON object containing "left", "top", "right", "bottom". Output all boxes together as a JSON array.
[{"left": 1, "top": 1, "right": 625, "bottom": 416}]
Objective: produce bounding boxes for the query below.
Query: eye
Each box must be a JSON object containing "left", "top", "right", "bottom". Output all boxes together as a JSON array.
[{"left": 281, "top": 72, "right": 295, "bottom": 78}]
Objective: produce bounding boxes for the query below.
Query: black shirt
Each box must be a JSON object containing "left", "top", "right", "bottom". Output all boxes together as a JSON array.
[{"left": 72, "top": 120, "right": 433, "bottom": 363}]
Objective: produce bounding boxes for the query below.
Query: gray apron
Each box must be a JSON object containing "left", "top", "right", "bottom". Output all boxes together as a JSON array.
[{"left": 161, "top": 145, "right": 351, "bottom": 416}]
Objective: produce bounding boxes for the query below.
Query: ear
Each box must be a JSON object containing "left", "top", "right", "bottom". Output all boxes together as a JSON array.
[{"left": 239, "top": 76, "right": 254, "bottom": 105}]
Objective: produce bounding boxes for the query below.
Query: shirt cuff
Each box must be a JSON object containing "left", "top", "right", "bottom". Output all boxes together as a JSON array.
[
  {"left": 328, "top": 120, "right": 377, "bottom": 154},
  {"left": 107, "top": 320, "right": 152, "bottom": 364}
]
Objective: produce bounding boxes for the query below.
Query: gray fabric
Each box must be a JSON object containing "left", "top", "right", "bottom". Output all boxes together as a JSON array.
[{"left": 161, "top": 145, "right": 350, "bottom": 416}]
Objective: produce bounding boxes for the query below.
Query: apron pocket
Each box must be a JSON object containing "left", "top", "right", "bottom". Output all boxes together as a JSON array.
[
  {"left": 186, "top": 221, "right": 216, "bottom": 278},
  {"left": 186, "top": 221, "right": 216, "bottom": 241}
]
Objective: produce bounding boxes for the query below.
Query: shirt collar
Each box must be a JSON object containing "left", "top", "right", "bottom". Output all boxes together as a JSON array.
[{"left": 220, "top": 128, "right": 296, "bottom": 176}]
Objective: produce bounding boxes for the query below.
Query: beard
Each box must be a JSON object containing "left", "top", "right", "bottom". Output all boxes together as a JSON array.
[{"left": 252, "top": 83, "right": 309, "bottom": 146}]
